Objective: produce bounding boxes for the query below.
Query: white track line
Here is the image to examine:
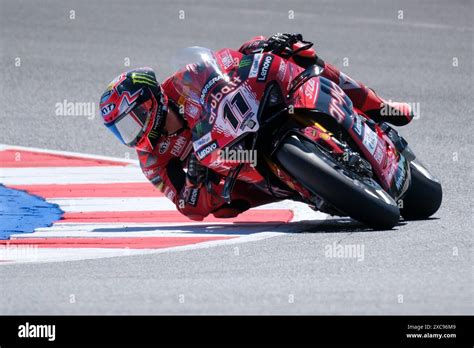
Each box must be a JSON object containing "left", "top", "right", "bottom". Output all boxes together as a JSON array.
[
  {"left": 0, "top": 166, "right": 147, "bottom": 185},
  {"left": 0, "top": 144, "right": 138, "bottom": 165},
  {"left": 47, "top": 197, "right": 302, "bottom": 212},
  {"left": 48, "top": 197, "right": 175, "bottom": 211},
  {"left": 9, "top": 221, "right": 288, "bottom": 238},
  {"left": 0, "top": 231, "right": 290, "bottom": 264}
]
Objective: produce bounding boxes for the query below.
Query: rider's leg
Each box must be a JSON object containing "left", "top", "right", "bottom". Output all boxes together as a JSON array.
[
  {"left": 321, "top": 62, "right": 414, "bottom": 126},
  {"left": 211, "top": 181, "right": 279, "bottom": 218}
]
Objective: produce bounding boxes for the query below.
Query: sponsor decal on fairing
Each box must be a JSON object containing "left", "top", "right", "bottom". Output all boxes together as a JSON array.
[
  {"left": 248, "top": 54, "right": 263, "bottom": 78},
  {"left": 352, "top": 115, "right": 364, "bottom": 139},
  {"left": 277, "top": 60, "right": 287, "bottom": 81},
  {"left": 256, "top": 55, "right": 273, "bottom": 82},
  {"left": 207, "top": 75, "right": 242, "bottom": 124},
  {"left": 219, "top": 49, "right": 234, "bottom": 69},
  {"left": 362, "top": 126, "right": 378, "bottom": 155},
  {"left": 193, "top": 132, "right": 212, "bottom": 152},
  {"left": 373, "top": 143, "right": 385, "bottom": 164},
  {"left": 215, "top": 83, "right": 259, "bottom": 135},
  {"left": 303, "top": 78, "right": 318, "bottom": 104},
  {"left": 196, "top": 140, "right": 218, "bottom": 160},
  {"left": 200, "top": 75, "right": 224, "bottom": 105}
]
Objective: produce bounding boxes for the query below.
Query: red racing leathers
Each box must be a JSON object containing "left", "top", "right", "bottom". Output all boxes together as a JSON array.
[{"left": 137, "top": 36, "right": 409, "bottom": 221}]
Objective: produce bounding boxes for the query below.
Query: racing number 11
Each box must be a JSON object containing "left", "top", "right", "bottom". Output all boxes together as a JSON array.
[{"left": 223, "top": 91, "right": 250, "bottom": 130}]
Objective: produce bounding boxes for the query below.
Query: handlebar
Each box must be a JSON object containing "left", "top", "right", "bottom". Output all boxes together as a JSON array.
[{"left": 265, "top": 33, "right": 314, "bottom": 58}]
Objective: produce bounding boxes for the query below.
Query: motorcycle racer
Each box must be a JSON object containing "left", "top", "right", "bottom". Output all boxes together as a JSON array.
[{"left": 99, "top": 33, "right": 415, "bottom": 221}]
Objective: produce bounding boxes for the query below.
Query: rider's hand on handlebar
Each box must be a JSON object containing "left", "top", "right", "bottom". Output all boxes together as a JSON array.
[
  {"left": 186, "top": 153, "right": 207, "bottom": 186},
  {"left": 263, "top": 33, "right": 303, "bottom": 53}
]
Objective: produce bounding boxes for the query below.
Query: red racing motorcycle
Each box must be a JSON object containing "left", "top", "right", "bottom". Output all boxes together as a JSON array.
[{"left": 172, "top": 38, "right": 442, "bottom": 229}]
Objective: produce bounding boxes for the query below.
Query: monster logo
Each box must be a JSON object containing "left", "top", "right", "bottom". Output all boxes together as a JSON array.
[{"left": 131, "top": 72, "right": 157, "bottom": 87}]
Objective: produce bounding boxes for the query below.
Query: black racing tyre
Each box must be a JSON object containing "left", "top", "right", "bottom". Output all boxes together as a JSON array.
[
  {"left": 400, "top": 159, "right": 442, "bottom": 220},
  {"left": 275, "top": 134, "right": 400, "bottom": 229}
]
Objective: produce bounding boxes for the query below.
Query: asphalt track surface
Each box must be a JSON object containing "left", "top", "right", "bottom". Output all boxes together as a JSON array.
[{"left": 0, "top": 0, "right": 472, "bottom": 314}]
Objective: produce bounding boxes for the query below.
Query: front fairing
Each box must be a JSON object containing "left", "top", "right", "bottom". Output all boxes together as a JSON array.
[{"left": 170, "top": 47, "right": 263, "bottom": 173}]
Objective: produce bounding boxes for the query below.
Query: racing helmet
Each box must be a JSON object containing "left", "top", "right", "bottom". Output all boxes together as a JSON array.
[{"left": 99, "top": 67, "right": 168, "bottom": 152}]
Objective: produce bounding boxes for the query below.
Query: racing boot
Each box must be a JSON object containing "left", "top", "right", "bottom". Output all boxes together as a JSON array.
[{"left": 363, "top": 89, "right": 415, "bottom": 126}]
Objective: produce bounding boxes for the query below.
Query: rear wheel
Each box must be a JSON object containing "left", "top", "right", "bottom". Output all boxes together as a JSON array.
[
  {"left": 400, "top": 159, "right": 442, "bottom": 220},
  {"left": 275, "top": 134, "right": 400, "bottom": 229}
]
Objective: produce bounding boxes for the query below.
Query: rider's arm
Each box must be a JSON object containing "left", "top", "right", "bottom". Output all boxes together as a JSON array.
[
  {"left": 238, "top": 35, "right": 268, "bottom": 54},
  {"left": 137, "top": 149, "right": 227, "bottom": 221},
  {"left": 238, "top": 33, "right": 322, "bottom": 68}
]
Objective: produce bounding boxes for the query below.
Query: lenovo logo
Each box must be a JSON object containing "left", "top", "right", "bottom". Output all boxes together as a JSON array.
[{"left": 257, "top": 55, "right": 273, "bottom": 82}]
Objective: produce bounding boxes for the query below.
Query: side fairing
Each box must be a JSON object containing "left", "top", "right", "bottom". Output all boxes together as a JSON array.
[{"left": 292, "top": 76, "right": 408, "bottom": 197}]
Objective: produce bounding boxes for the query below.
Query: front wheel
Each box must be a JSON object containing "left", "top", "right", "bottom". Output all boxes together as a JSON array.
[
  {"left": 275, "top": 134, "right": 400, "bottom": 229},
  {"left": 400, "top": 159, "right": 442, "bottom": 220}
]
